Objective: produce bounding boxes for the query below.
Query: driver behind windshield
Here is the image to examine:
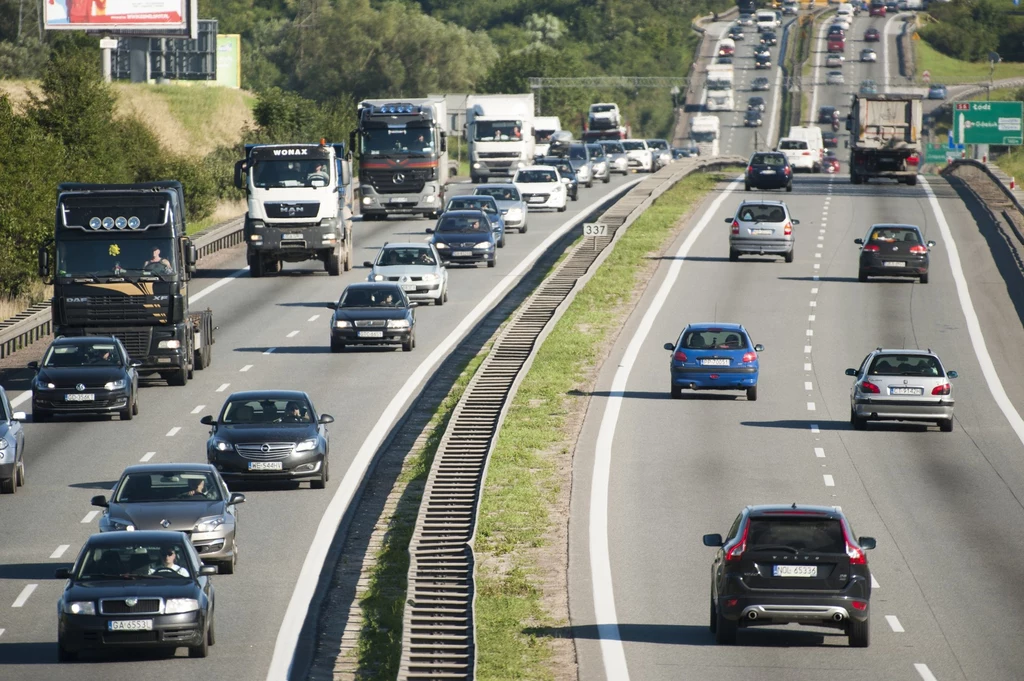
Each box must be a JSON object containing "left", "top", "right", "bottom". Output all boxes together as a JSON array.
[
  {"left": 143, "top": 248, "right": 172, "bottom": 274},
  {"left": 148, "top": 546, "right": 189, "bottom": 577}
]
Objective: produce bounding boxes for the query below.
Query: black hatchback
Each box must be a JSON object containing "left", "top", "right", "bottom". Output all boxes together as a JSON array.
[
  {"left": 328, "top": 283, "right": 417, "bottom": 352},
  {"left": 427, "top": 210, "right": 498, "bottom": 268},
  {"left": 703, "top": 504, "right": 876, "bottom": 647},
  {"left": 535, "top": 156, "right": 579, "bottom": 201},
  {"left": 745, "top": 152, "right": 792, "bottom": 192},
  {"left": 855, "top": 223, "right": 935, "bottom": 283},
  {"left": 29, "top": 336, "right": 141, "bottom": 422}
]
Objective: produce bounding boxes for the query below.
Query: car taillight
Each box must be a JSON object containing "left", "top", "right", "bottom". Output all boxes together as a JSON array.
[
  {"left": 673, "top": 350, "right": 687, "bottom": 362},
  {"left": 863, "top": 244, "right": 880, "bottom": 252},
  {"left": 932, "top": 383, "right": 951, "bottom": 395},
  {"left": 843, "top": 521, "right": 867, "bottom": 565},
  {"left": 861, "top": 380, "right": 880, "bottom": 394},
  {"left": 725, "top": 523, "right": 749, "bottom": 563},
  {"left": 802, "top": 151, "right": 810, "bottom": 155},
  {"left": 742, "top": 351, "right": 757, "bottom": 363},
  {"left": 731, "top": 220, "right": 740, "bottom": 235},
  {"left": 851, "top": 600, "right": 868, "bottom": 611},
  {"left": 909, "top": 244, "right": 927, "bottom": 254},
  {"left": 784, "top": 166, "right": 791, "bottom": 174},
  {"left": 747, "top": 165, "right": 753, "bottom": 174}
]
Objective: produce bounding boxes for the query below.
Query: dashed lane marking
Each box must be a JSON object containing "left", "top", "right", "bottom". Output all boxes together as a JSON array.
[
  {"left": 166, "top": 427, "right": 180, "bottom": 437},
  {"left": 12, "top": 585, "right": 37, "bottom": 608},
  {"left": 886, "top": 615, "right": 905, "bottom": 633},
  {"left": 915, "top": 664, "right": 938, "bottom": 681},
  {"left": 217, "top": 383, "right": 230, "bottom": 392},
  {"left": 81, "top": 511, "right": 99, "bottom": 524},
  {"left": 191, "top": 405, "right": 205, "bottom": 414},
  {"left": 804, "top": 382, "right": 813, "bottom": 391},
  {"left": 287, "top": 330, "right": 299, "bottom": 338},
  {"left": 823, "top": 474, "right": 835, "bottom": 487},
  {"left": 814, "top": 447, "right": 825, "bottom": 458},
  {"left": 140, "top": 451, "right": 156, "bottom": 462},
  {"left": 809, "top": 315, "right": 816, "bottom": 321},
  {"left": 308, "top": 315, "right": 320, "bottom": 322},
  {"left": 804, "top": 363, "right": 812, "bottom": 371},
  {"left": 872, "top": 575, "right": 880, "bottom": 588},
  {"left": 240, "top": 365, "right": 253, "bottom": 372},
  {"left": 50, "top": 545, "right": 70, "bottom": 559},
  {"left": 807, "top": 402, "right": 816, "bottom": 411},
  {"left": 804, "top": 345, "right": 812, "bottom": 353}
]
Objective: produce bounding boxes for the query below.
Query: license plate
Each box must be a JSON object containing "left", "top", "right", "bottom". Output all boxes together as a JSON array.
[
  {"left": 890, "top": 387, "right": 924, "bottom": 395},
  {"left": 281, "top": 233, "right": 303, "bottom": 240},
  {"left": 701, "top": 359, "right": 730, "bottom": 366},
  {"left": 750, "top": 228, "right": 773, "bottom": 235},
  {"left": 401, "top": 284, "right": 417, "bottom": 291},
  {"left": 109, "top": 619, "right": 153, "bottom": 631},
  {"left": 248, "top": 461, "right": 283, "bottom": 471},
  {"left": 883, "top": 261, "right": 904, "bottom": 267},
  {"left": 773, "top": 565, "right": 817, "bottom": 577},
  {"left": 389, "top": 199, "right": 412, "bottom": 204},
  {"left": 760, "top": 169, "right": 776, "bottom": 174},
  {"left": 65, "top": 393, "right": 95, "bottom": 402},
  {"left": 529, "top": 197, "right": 545, "bottom": 203},
  {"left": 452, "top": 251, "right": 473, "bottom": 257},
  {"left": 358, "top": 331, "right": 384, "bottom": 338}
]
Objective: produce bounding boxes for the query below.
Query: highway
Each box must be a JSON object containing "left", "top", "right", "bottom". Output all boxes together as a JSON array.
[
  {"left": 0, "top": 173, "right": 638, "bottom": 678},
  {"left": 569, "top": 9, "right": 1024, "bottom": 681}
]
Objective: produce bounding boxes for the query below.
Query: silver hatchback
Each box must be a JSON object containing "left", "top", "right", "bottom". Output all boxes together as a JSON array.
[
  {"left": 727, "top": 200, "right": 798, "bottom": 262},
  {"left": 846, "top": 349, "right": 958, "bottom": 432}
]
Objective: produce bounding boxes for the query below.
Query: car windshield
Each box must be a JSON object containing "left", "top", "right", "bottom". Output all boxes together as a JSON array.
[
  {"left": 76, "top": 543, "right": 192, "bottom": 580},
  {"left": 751, "top": 154, "right": 785, "bottom": 166},
  {"left": 591, "top": 105, "right": 616, "bottom": 113},
  {"left": 601, "top": 142, "right": 625, "bottom": 153},
  {"left": 587, "top": 146, "right": 605, "bottom": 158},
  {"left": 252, "top": 159, "right": 333, "bottom": 188},
  {"left": 747, "top": 517, "right": 844, "bottom": 553},
  {"left": 821, "top": 107, "right": 836, "bottom": 115},
  {"left": 681, "top": 329, "right": 749, "bottom": 349},
  {"left": 42, "top": 342, "right": 121, "bottom": 367},
  {"left": 745, "top": 111, "right": 760, "bottom": 119},
  {"left": 622, "top": 141, "right": 646, "bottom": 151},
  {"left": 516, "top": 170, "right": 557, "bottom": 183},
  {"left": 473, "top": 120, "right": 524, "bottom": 142},
  {"left": 359, "top": 127, "right": 435, "bottom": 157},
  {"left": 377, "top": 247, "right": 436, "bottom": 267},
  {"left": 868, "top": 227, "right": 921, "bottom": 244},
  {"left": 737, "top": 204, "right": 787, "bottom": 222},
  {"left": 437, "top": 215, "right": 490, "bottom": 232},
  {"left": 475, "top": 187, "right": 520, "bottom": 201},
  {"left": 221, "top": 397, "right": 315, "bottom": 424},
  {"left": 114, "top": 471, "right": 222, "bottom": 503},
  {"left": 648, "top": 140, "right": 669, "bottom": 150},
  {"left": 568, "top": 146, "right": 588, "bottom": 161},
  {"left": 779, "top": 140, "right": 808, "bottom": 150},
  {"left": 447, "top": 198, "right": 497, "bottom": 214},
  {"left": 338, "top": 286, "right": 406, "bottom": 308}
]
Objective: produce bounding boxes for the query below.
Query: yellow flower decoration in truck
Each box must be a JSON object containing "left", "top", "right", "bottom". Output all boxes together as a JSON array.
[{"left": 109, "top": 244, "right": 121, "bottom": 257}]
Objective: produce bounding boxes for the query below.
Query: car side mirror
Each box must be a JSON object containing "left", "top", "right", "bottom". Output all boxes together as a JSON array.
[
  {"left": 561, "top": 177, "right": 570, "bottom": 183},
  {"left": 409, "top": 302, "right": 419, "bottom": 308},
  {"left": 12, "top": 411, "right": 26, "bottom": 421},
  {"left": 702, "top": 533, "right": 724, "bottom": 547},
  {"left": 664, "top": 342, "right": 675, "bottom": 351},
  {"left": 426, "top": 228, "right": 435, "bottom": 234},
  {"left": 319, "top": 413, "right": 335, "bottom": 424},
  {"left": 927, "top": 240, "right": 936, "bottom": 248},
  {"left": 845, "top": 368, "right": 858, "bottom": 376},
  {"left": 326, "top": 302, "right": 337, "bottom": 309},
  {"left": 363, "top": 261, "right": 374, "bottom": 268},
  {"left": 91, "top": 495, "right": 108, "bottom": 508},
  {"left": 947, "top": 370, "right": 958, "bottom": 379},
  {"left": 792, "top": 219, "right": 800, "bottom": 225},
  {"left": 844, "top": 140, "right": 849, "bottom": 148},
  {"left": 858, "top": 536, "right": 877, "bottom": 550},
  {"left": 854, "top": 238, "right": 863, "bottom": 245},
  {"left": 55, "top": 567, "right": 71, "bottom": 579},
  {"left": 27, "top": 361, "right": 38, "bottom": 370},
  {"left": 130, "top": 360, "right": 143, "bottom": 368},
  {"left": 200, "top": 565, "right": 218, "bottom": 576},
  {"left": 233, "top": 160, "right": 246, "bottom": 190},
  {"left": 754, "top": 344, "right": 764, "bottom": 352},
  {"left": 200, "top": 415, "right": 215, "bottom": 426},
  {"left": 228, "top": 492, "right": 246, "bottom": 505},
  {"left": 723, "top": 217, "right": 733, "bottom": 224}
]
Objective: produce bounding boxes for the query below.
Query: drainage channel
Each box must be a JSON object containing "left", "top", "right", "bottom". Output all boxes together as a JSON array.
[{"left": 397, "top": 158, "right": 746, "bottom": 680}]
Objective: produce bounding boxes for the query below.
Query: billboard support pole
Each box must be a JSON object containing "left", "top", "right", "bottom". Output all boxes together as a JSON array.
[{"left": 99, "top": 37, "right": 117, "bottom": 83}]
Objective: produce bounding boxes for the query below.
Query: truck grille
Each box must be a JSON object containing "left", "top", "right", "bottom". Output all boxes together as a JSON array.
[
  {"left": 476, "top": 152, "right": 519, "bottom": 159},
  {"left": 235, "top": 442, "right": 295, "bottom": 460},
  {"left": 264, "top": 202, "right": 320, "bottom": 219},
  {"left": 63, "top": 297, "right": 168, "bottom": 325},
  {"left": 110, "top": 329, "right": 153, "bottom": 359},
  {"left": 363, "top": 170, "right": 428, "bottom": 195},
  {"left": 101, "top": 598, "right": 162, "bottom": 615}
]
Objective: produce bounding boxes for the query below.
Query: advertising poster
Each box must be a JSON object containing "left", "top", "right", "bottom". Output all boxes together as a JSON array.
[{"left": 45, "top": 0, "right": 187, "bottom": 31}]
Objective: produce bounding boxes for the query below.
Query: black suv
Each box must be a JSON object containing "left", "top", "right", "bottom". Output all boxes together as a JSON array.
[
  {"left": 745, "top": 152, "right": 792, "bottom": 192},
  {"left": 703, "top": 504, "right": 876, "bottom": 646}
]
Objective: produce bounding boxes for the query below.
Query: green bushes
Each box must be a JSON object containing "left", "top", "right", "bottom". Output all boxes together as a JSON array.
[{"left": 920, "top": 0, "right": 1024, "bottom": 63}]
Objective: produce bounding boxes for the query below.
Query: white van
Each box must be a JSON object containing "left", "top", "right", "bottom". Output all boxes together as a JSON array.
[
  {"left": 777, "top": 138, "right": 817, "bottom": 172},
  {"left": 756, "top": 10, "right": 778, "bottom": 32},
  {"left": 837, "top": 3, "right": 855, "bottom": 17},
  {"left": 787, "top": 126, "right": 824, "bottom": 170}
]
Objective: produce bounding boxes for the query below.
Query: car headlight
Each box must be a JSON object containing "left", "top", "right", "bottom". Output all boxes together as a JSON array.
[
  {"left": 506, "top": 208, "right": 523, "bottom": 220},
  {"left": 474, "top": 242, "right": 494, "bottom": 250},
  {"left": 372, "top": 274, "right": 385, "bottom": 282},
  {"left": 421, "top": 273, "right": 438, "bottom": 282},
  {"left": 164, "top": 598, "right": 200, "bottom": 614},
  {"left": 158, "top": 340, "right": 181, "bottom": 349},
  {"left": 194, "top": 515, "right": 228, "bottom": 532},
  {"left": 387, "top": 319, "right": 411, "bottom": 329},
  {"left": 63, "top": 601, "right": 95, "bottom": 615},
  {"left": 334, "top": 320, "right": 352, "bottom": 329},
  {"left": 104, "top": 379, "right": 126, "bottom": 390},
  {"left": 434, "top": 242, "right": 448, "bottom": 249},
  {"left": 294, "top": 438, "right": 319, "bottom": 453},
  {"left": 106, "top": 517, "right": 136, "bottom": 531},
  {"left": 37, "top": 381, "right": 55, "bottom": 390},
  {"left": 211, "top": 439, "right": 232, "bottom": 452}
]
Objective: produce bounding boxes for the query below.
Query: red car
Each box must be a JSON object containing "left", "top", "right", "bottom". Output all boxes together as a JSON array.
[
  {"left": 719, "top": 45, "right": 734, "bottom": 56},
  {"left": 827, "top": 37, "right": 845, "bottom": 53},
  {"left": 823, "top": 155, "right": 841, "bottom": 174},
  {"left": 864, "top": 28, "right": 880, "bottom": 42},
  {"left": 869, "top": 3, "right": 886, "bottom": 16}
]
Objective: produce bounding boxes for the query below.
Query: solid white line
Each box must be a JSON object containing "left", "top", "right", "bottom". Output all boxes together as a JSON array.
[
  {"left": 811, "top": 423, "right": 820, "bottom": 433},
  {"left": 807, "top": 402, "right": 816, "bottom": 411},
  {"left": 216, "top": 383, "right": 230, "bottom": 392},
  {"left": 166, "top": 426, "right": 180, "bottom": 437},
  {"left": 872, "top": 574, "right": 880, "bottom": 588},
  {"left": 286, "top": 331, "right": 299, "bottom": 338},
  {"left": 12, "top": 584, "right": 37, "bottom": 608},
  {"left": 0, "top": 628, "right": 4, "bottom": 638},
  {"left": 140, "top": 451, "right": 156, "bottom": 462},
  {"left": 240, "top": 365, "right": 253, "bottom": 372},
  {"left": 266, "top": 179, "right": 649, "bottom": 681},
  {"left": 886, "top": 615, "right": 905, "bottom": 632},
  {"left": 804, "top": 363, "right": 812, "bottom": 371},
  {"left": 823, "top": 474, "right": 835, "bottom": 487},
  {"left": 922, "top": 177, "right": 1024, "bottom": 448},
  {"left": 81, "top": 511, "right": 99, "bottom": 524},
  {"left": 191, "top": 405, "right": 205, "bottom": 414},
  {"left": 307, "top": 315, "right": 320, "bottom": 322},
  {"left": 804, "top": 345, "right": 812, "bottom": 353},
  {"left": 814, "top": 447, "right": 825, "bottom": 458},
  {"left": 915, "top": 664, "right": 939, "bottom": 681},
  {"left": 50, "top": 545, "right": 70, "bottom": 559},
  {"left": 804, "top": 381, "right": 813, "bottom": 391}
]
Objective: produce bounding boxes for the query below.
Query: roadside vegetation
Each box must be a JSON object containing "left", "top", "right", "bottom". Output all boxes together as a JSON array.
[
  {"left": 914, "top": 41, "right": 1024, "bottom": 84},
  {"left": 918, "top": 0, "right": 1024, "bottom": 65}
]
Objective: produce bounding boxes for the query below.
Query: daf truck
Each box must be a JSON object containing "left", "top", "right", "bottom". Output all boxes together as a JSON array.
[
  {"left": 353, "top": 98, "right": 450, "bottom": 220},
  {"left": 234, "top": 142, "right": 354, "bottom": 277},
  {"left": 533, "top": 116, "right": 562, "bottom": 158},
  {"left": 845, "top": 93, "right": 923, "bottom": 185},
  {"left": 466, "top": 94, "right": 535, "bottom": 183},
  {"left": 38, "top": 181, "right": 213, "bottom": 387},
  {"left": 690, "top": 115, "right": 721, "bottom": 156}
]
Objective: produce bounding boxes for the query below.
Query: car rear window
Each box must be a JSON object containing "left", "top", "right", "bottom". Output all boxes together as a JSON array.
[
  {"left": 737, "top": 204, "right": 787, "bottom": 222},
  {"left": 751, "top": 154, "right": 786, "bottom": 166},
  {"left": 747, "top": 517, "right": 844, "bottom": 553},
  {"left": 516, "top": 170, "right": 557, "bottom": 183},
  {"left": 681, "top": 329, "right": 749, "bottom": 349},
  {"left": 779, "top": 140, "right": 808, "bottom": 150},
  {"left": 869, "top": 355, "right": 943, "bottom": 376},
  {"left": 868, "top": 227, "right": 921, "bottom": 244}
]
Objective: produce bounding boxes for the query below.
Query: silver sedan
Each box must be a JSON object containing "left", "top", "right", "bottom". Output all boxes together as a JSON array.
[
  {"left": 365, "top": 242, "right": 449, "bottom": 305},
  {"left": 847, "top": 349, "right": 958, "bottom": 432},
  {"left": 475, "top": 183, "right": 529, "bottom": 233}
]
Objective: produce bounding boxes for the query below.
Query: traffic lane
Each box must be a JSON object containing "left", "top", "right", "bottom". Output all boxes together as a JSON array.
[
  {"left": 725, "top": 19, "right": 786, "bottom": 156},
  {"left": 0, "top": 178, "right": 636, "bottom": 676}
]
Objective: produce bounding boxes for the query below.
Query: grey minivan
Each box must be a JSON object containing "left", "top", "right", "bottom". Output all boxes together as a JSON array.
[{"left": 727, "top": 200, "right": 798, "bottom": 263}]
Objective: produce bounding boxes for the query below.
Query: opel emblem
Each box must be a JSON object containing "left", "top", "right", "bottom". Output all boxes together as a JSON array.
[
  {"left": 393, "top": 173, "right": 405, "bottom": 184},
  {"left": 904, "top": 379, "right": 909, "bottom": 385},
  {"left": 160, "top": 519, "right": 170, "bottom": 528},
  {"left": 261, "top": 443, "right": 271, "bottom": 453},
  {"left": 125, "top": 598, "right": 138, "bottom": 607},
  {"left": 76, "top": 383, "right": 85, "bottom": 391}
]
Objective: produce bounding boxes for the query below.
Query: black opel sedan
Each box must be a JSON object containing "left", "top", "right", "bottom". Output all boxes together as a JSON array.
[
  {"left": 427, "top": 209, "right": 498, "bottom": 267},
  {"left": 56, "top": 530, "right": 217, "bottom": 661},
  {"left": 30, "top": 336, "right": 141, "bottom": 422},
  {"left": 328, "top": 282, "right": 417, "bottom": 352},
  {"left": 201, "top": 390, "right": 333, "bottom": 488}
]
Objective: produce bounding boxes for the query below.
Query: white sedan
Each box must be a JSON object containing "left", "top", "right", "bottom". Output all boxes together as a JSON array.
[
  {"left": 860, "top": 49, "right": 878, "bottom": 63},
  {"left": 512, "top": 166, "right": 568, "bottom": 212},
  {"left": 826, "top": 70, "right": 845, "bottom": 85}
]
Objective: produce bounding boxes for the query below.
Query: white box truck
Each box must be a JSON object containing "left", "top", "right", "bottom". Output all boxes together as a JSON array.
[
  {"left": 690, "top": 115, "right": 721, "bottom": 156},
  {"left": 533, "top": 116, "right": 562, "bottom": 158},
  {"left": 466, "top": 94, "right": 536, "bottom": 183}
]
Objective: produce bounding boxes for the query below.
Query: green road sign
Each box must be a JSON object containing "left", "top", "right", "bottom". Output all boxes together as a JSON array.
[
  {"left": 953, "top": 101, "right": 1023, "bottom": 146},
  {"left": 923, "top": 144, "right": 961, "bottom": 164}
]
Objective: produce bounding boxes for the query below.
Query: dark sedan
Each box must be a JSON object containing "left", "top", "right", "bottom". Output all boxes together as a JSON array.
[
  {"left": 535, "top": 156, "right": 579, "bottom": 201},
  {"left": 864, "top": 27, "right": 880, "bottom": 42},
  {"left": 201, "top": 390, "right": 333, "bottom": 488},
  {"left": 745, "top": 151, "right": 793, "bottom": 192},
  {"left": 30, "top": 336, "right": 141, "bottom": 422},
  {"left": 751, "top": 77, "right": 770, "bottom": 91},
  {"left": 747, "top": 96, "right": 766, "bottom": 112},
  {"left": 818, "top": 106, "right": 839, "bottom": 125},
  {"left": 0, "top": 386, "right": 26, "bottom": 494},
  {"left": 744, "top": 109, "right": 763, "bottom": 127},
  {"left": 56, "top": 531, "right": 217, "bottom": 661},
  {"left": 754, "top": 53, "right": 771, "bottom": 69},
  {"left": 760, "top": 31, "right": 777, "bottom": 46},
  {"left": 427, "top": 210, "right": 498, "bottom": 268},
  {"left": 855, "top": 223, "right": 935, "bottom": 283},
  {"left": 328, "top": 282, "right": 417, "bottom": 352}
]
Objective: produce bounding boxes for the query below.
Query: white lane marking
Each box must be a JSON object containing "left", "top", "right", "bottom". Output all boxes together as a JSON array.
[
  {"left": 50, "top": 545, "right": 70, "bottom": 559},
  {"left": 811, "top": 424, "right": 820, "bottom": 433},
  {"left": 308, "top": 315, "right": 320, "bottom": 322},
  {"left": 804, "top": 363, "right": 813, "bottom": 371},
  {"left": 915, "top": 664, "right": 939, "bottom": 681},
  {"left": 808, "top": 315, "right": 816, "bottom": 321},
  {"left": 10, "top": 391, "right": 30, "bottom": 408},
  {"left": 814, "top": 264, "right": 821, "bottom": 269},
  {"left": 886, "top": 615, "right": 905, "bottom": 633},
  {"left": 811, "top": 287, "right": 818, "bottom": 294},
  {"left": 816, "top": 243, "right": 823, "bottom": 248},
  {"left": 264, "top": 347, "right": 277, "bottom": 355},
  {"left": 814, "top": 447, "right": 825, "bottom": 458},
  {"left": 216, "top": 383, "right": 230, "bottom": 392},
  {"left": 872, "top": 575, "right": 881, "bottom": 588},
  {"left": 140, "top": 451, "right": 156, "bottom": 462},
  {"left": 191, "top": 405, "right": 205, "bottom": 414},
  {"left": 922, "top": 177, "right": 1024, "bottom": 447},
  {"left": 806, "top": 329, "right": 813, "bottom": 336},
  {"left": 823, "top": 474, "right": 835, "bottom": 487},
  {"left": 0, "top": 628, "right": 4, "bottom": 638},
  {"left": 81, "top": 511, "right": 99, "bottom": 524},
  {"left": 240, "top": 365, "right": 253, "bottom": 372},
  {"left": 804, "top": 381, "right": 813, "bottom": 391},
  {"left": 267, "top": 179, "right": 649, "bottom": 681},
  {"left": 810, "top": 301, "right": 817, "bottom": 307},
  {"left": 12, "top": 584, "right": 37, "bottom": 608},
  {"left": 819, "top": 229, "right": 826, "bottom": 233},
  {"left": 166, "top": 426, "right": 180, "bottom": 437},
  {"left": 815, "top": 253, "right": 822, "bottom": 258},
  {"left": 804, "top": 345, "right": 812, "bottom": 353},
  {"left": 818, "top": 235, "right": 824, "bottom": 241},
  {"left": 190, "top": 266, "right": 249, "bottom": 303},
  {"left": 287, "top": 330, "right": 299, "bottom": 338},
  {"left": 807, "top": 402, "right": 816, "bottom": 411}
]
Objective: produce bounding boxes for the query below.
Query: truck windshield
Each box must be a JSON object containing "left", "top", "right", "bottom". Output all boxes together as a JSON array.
[
  {"left": 252, "top": 159, "right": 332, "bottom": 189},
  {"left": 56, "top": 237, "right": 177, "bottom": 278},
  {"left": 473, "top": 121, "right": 524, "bottom": 142},
  {"left": 691, "top": 131, "right": 717, "bottom": 143},
  {"left": 360, "top": 127, "right": 435, "bottom": 157},
  {"left": 535, "top": 130, "right": 557, "bottom": 143}
]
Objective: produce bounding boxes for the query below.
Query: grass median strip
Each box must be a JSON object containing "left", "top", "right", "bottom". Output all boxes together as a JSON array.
[{"left": 474, "top": 170, "right": 733, "bottom": 681}]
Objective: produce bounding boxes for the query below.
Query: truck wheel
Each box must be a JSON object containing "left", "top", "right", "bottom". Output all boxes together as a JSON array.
[
  {"left": 344, "top": 239, "right": 353, "bottom": 271},
  {"left": 268, "top": 259, "right": 282, "bottom": 274},
  {"left": 907, "top": 175, "right": 918, "bottom": 186},
  {"left": 166, "top": 368, "right": 187, "bottom": 387},
  {"left": 851, "top": 172, "right": 862, "bottom": 185},
  {"left": 250, "top": 255, "right": 264, "bottom": 278},
  {"left": 326, "top": 252, "right": 340, "bottom": 276}
]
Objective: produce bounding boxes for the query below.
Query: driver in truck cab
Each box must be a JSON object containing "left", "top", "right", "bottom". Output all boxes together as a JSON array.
[
  {"left": 143, "top": 248, "right": 172, "bottom": 273},
  {"left": 307, "top": 163, "right": 329, "bottom": 184}
]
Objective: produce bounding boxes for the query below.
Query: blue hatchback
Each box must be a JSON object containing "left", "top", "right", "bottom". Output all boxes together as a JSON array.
[{"left": 664, "top": 323, "right": 763, "bottom": 400}]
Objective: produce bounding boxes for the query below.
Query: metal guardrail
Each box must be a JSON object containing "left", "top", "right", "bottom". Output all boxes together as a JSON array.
[
  {"left": 942, "top": 160, "right": 1024, "bottom": 218},
  {"left": 396, "top": 156, "right": 747, "bottom": 681},
  {"left": 0, "top": 304, "right": 52, "bottom": 360}
]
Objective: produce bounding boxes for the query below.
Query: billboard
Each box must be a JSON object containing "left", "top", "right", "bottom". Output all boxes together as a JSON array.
[
  {"left": 45, "top": 0, "right": 196, "bottom": 36},
  {"left": 215, "top": 34, "right": 241, "bottom": 89}
]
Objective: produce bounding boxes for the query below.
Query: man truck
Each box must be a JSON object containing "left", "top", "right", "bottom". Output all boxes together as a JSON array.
[
  {"left": 845, "top": 93, "right": 923, "bottom": 185},
  {"left": 465, "top": 94, "right": 535, "bottom": 183},
  {"left": 353, "top": 98, "right": 450, "bottom": 220},
  {"left": 38, "top": 181, "right": 213, "bottom": 387},
  {"left": 234, "top": 141, "right": 354, "bottom": 277}
]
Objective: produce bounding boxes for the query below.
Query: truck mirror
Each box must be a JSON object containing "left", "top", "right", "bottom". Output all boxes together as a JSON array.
[
  {"left": 348, "top": 131, "right": 357, "bottom": 158},
  {"left": 37, "top": 247, "right": 50, "bottom": 278},
  {"left": 188, "top": 244, "right": 198, "bottom": 272},
  {"left": 233, "top": 160, "right": 245, "bottom": 190},
  {"left": 440, "top": 131, "right": 448, "bottom": 153}
]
